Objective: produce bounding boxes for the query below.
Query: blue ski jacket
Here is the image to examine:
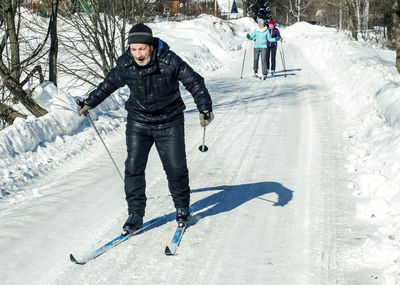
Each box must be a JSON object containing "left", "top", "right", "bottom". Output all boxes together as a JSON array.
[{"left": 247, "top": 26, "right": 278, "bottom": 48}]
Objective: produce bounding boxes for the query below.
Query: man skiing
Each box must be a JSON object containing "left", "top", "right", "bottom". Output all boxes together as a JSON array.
[
  {"left": 246, "top": 18, "right": 280, "bottom": 79},
  {"left": 77, "top": 23, "right": 214, "bottom": 233},
  {"left": 266, "top": 19, "right": 282, "bottom": 76}
]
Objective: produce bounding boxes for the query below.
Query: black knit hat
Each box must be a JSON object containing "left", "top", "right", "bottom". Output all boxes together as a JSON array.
[{"left": 127, "top": 23, "right": 154, "bottom": 45}]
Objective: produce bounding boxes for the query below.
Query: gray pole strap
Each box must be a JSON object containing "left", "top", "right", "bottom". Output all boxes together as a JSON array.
[{"left": 88, "top": 113, "right": 124, "bottom": 182}]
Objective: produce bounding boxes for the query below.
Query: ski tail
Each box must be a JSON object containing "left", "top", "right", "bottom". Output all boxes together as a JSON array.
[{"left": 165, "top": 208, "right": 194, "bottom": 256}]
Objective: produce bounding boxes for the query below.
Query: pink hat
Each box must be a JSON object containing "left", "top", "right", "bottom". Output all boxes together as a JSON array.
[{"left": 268, "top": 19, "right": 275, "bottom": 25}]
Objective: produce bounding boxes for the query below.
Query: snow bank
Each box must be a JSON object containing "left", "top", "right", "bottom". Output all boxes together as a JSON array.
[
  {"left": 285, "top": 22, "right": 400, "bottom": 283},
  {"left": 285, "top": 22, "right": 400, "bottom": 127},
  {"left": 151, "top": 14, "right": 249, "bottom": 72},
  {"left": 0, "top": 82, "right": 129, "bottom": 198}
]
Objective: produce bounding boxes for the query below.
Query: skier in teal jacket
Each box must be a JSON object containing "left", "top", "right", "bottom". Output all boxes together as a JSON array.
[{"left": 246, "top": 19, "right": 280, "bottom": 79}]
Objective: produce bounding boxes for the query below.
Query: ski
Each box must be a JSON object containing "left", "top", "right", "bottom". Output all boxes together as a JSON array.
[
  {"left": 70, "top": 215, "right": 163, "bottom": 265},
  {"left": 165, "top": 209, "right": 194, "bottom": 256}
]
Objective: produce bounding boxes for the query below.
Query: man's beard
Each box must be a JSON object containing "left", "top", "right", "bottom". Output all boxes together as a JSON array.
[{"left": 134, "top": 56, "right": 151, "bottom": 66}]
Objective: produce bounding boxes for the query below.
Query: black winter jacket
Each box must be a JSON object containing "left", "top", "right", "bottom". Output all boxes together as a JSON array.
[{"left": 85, "top": 38, "right": 212, "bottom": 128}]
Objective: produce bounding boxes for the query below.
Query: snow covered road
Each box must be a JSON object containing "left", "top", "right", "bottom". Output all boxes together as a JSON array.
[{"left": 0, "top": 24, "right": 359, "bottom": 285}]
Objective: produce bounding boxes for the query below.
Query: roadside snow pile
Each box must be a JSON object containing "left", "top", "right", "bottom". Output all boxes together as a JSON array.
[
  {"left": 152, "top": 14, "right": 250, "bottom": 72},
  {"left": 0, "top": 82, "right": 129, "bottom": 198},
  {"left": 285, "top": 22, "right": 400, "bottom": 127},
  {"left": 286, "top": 22, "right": 400, "bottom": 283}
]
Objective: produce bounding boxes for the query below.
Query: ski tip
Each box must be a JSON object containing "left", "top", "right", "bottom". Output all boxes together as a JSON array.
[
  {"left": 70, "top": 253, "right": 85, "bottom": 265},
  {"left": 165, "top": 246, "right": 174, "bottom": 256}
]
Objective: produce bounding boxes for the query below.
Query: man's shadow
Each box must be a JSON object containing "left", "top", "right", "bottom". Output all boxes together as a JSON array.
[{"left": 156, "top": 182, "right": 293, "bottom": 227}]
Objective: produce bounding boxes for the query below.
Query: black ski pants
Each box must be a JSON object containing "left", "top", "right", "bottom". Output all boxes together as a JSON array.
[
  {"left": 124, "top": 119, "right": 190, "bottom": 217},
  {"left": 266, "top": 46, "right": 277, "bottom": 71}
]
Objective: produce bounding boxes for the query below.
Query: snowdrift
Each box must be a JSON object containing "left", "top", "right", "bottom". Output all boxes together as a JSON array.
[
  {"left": 285, "top": 22, "right": 400, "bottom": 283},
  {"left": 285, "top": 22, "right": 400, "bottom": 127}
]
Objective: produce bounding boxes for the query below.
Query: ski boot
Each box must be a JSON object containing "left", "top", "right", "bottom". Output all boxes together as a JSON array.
[
  {"left": 176, "top": 207, "right": 190, "bottom": 228},
  {"left": 253, "top": 72, "right": 259, "bottom": 78},
  {"left": 122, "top": 213, "right": 143, "bottom": 234}
]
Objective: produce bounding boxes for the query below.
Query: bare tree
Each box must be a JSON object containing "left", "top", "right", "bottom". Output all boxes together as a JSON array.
[
  {"left": 287, "top": 0, "right": 312, "bottom": 22},
  {"left": 394, "top": 0, "right": 400, "bottom": 72},
  {"left": 336, "top": 0, "right": 370, "bottom": 39},
  {"left": 57, "top": 0, "right": 153, "bottom": 88},
  {"left": 343, "top": 0, "right": 358, "bottom": 39},
  {"left": 353, "top": 0, "right": 370, "bottom": 38},
  {"left": 0, "top": 0, "right": 49, "bottom": 126},
  {"left": 242, "top": 0, "right": 266, "bottom": 19},
  {"left": 371, "top": 0, "right": 396, "bottom": 46},
  {"left": 0, "top": 100, "right": 27, "bottom": 125},
  {"left": 363, "top": 0, "right": 369, "bottom": 31},
  {"left": 48, "top": 0, "right": 60, "bottom": 86}
]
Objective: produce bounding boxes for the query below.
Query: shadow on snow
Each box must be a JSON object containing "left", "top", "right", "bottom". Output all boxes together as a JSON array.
[{"left": 153, "top": 181, "right": 293, "bottom": 227}]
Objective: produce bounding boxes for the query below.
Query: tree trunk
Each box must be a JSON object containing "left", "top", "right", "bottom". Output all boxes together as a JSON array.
[
  {"left": 394, "top": 0, "right": 400, "bottom": 72},
  {"left": 355, "top": 0, "right": 361, "bottom": 32},
  {"left": 49, "top": 0, "right": 59, "bottom": 86},
  {"left": 20, "top": 65, "right": 45, "bottom": 87},
  {"left": 346, "top": 0, "right": 358, "bottom": 40},
  {"left": 243, "top": 0, "right": 248, "bottom": 17},
  {"left": 296, "top": 0, "right": 301, "bottom": 22},
  {"left": 339, "top": 0, "right": 343, "bottom": 30},
  {"left": 0, "top": 101, "right": 27, "bottom": 125},
  {"left": 387, "top": 10, "right": 394, "bottom": 42},
  {"left": 4, "top": 0, "right": 21, "bottom": 81},
  {"left": 0, "top": 0, "right": 49, "bottom": 119},
  {"left": 2, "top": 75, "right": 47, "bottom": 117},
  {"left": 363, "top": 0, "right": 369, "bottom": 32}
]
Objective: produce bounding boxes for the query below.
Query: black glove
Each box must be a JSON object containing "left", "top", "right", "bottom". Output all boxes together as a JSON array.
[
  {"left": 199, "top": 110, "right": 214, "bottom": 127},
  {"left": 77, "top": 100, "right": 92, "bottom": 117}
]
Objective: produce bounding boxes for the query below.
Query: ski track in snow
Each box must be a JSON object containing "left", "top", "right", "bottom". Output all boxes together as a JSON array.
[{"left": 0, "top": 30, "right": 366, "bottom": 285}]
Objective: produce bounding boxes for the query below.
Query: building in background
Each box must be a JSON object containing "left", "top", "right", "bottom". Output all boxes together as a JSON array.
[{"left": 163, "top": 0, "right": 180, "bottom": 15}]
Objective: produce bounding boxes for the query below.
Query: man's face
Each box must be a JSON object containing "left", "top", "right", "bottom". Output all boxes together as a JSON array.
[{"left": 130, "top": 43, "right": 153, "bottom": 66}]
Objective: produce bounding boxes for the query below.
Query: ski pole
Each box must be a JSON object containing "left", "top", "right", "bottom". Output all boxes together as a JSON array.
[
  {"left": 240, "top": 41, "right": 247, "bottom": 79},
  {"left": 281, "top": 41, "right": 287, "bottom": 77},
  {"left": 198, "top": 127, "right": 208, "bottom": 152},
  {"left": 77, "top": 100, "right": 124, "bottom": 182},
  {"left": 279, "top": 50, "right": 285, "bottom": 77}
]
